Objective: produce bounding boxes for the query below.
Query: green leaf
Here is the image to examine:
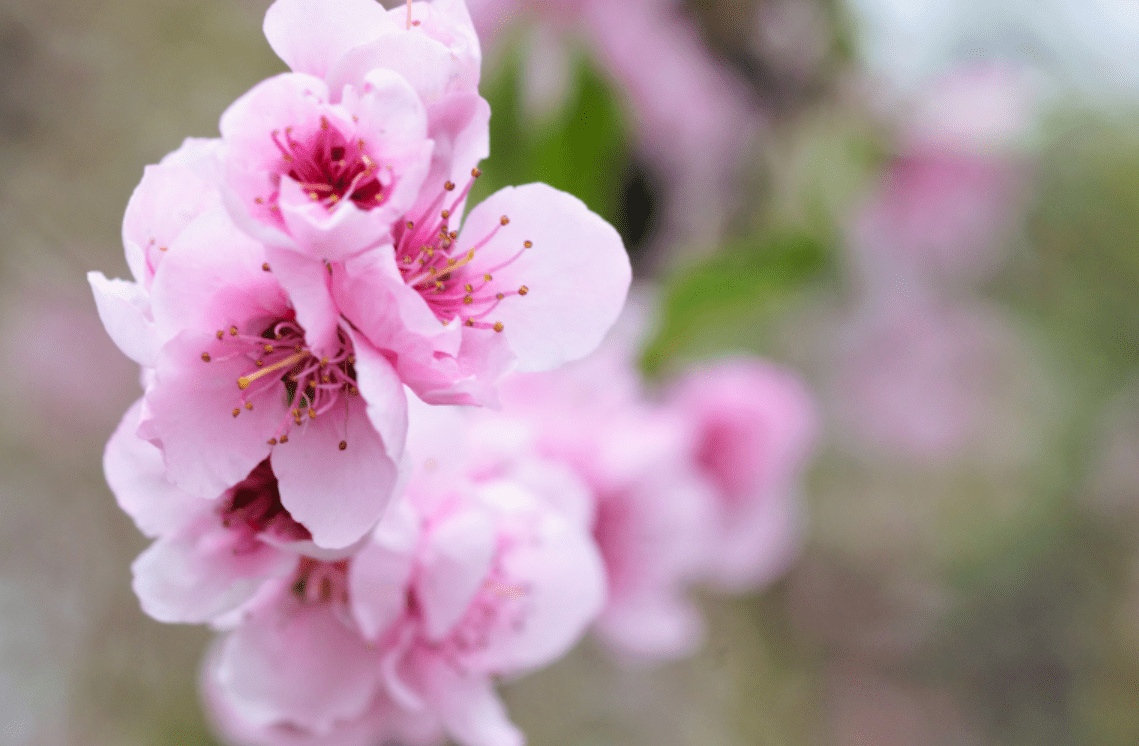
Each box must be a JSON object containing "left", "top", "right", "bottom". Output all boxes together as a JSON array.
[{"left": 642, "top": 232, "right": 830, "bottom": 374}]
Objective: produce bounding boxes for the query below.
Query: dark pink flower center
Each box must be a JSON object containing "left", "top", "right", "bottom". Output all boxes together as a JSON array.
[
  {"left": 393, "top": 169, "right": 531, "bottom": 333},
  {"left": 202, "top": 316, "right": 359, "bottom": 449},
  {"left": 256, "top": 116, "right": 391, "bottom": 216},
  {"left": 221, "top": 459, "right": 310, "bottom": 541}
]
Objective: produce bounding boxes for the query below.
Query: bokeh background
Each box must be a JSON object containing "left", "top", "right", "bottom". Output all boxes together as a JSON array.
[{"left": 2, "top": 0, "right": 1139, "bottom": 744}]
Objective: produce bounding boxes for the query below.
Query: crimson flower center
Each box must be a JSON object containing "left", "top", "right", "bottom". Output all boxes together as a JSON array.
[{"left": 259, "top": 117, "right": 391, "bottom": 214}]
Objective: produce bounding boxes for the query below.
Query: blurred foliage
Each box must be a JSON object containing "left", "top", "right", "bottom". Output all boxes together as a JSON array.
[
  {"left": 998, "top": 113, "right": 1139, "bottom": 400},
  {"left": 642, "top": 231, "right": 832, "bottom": 375},
  {"left": 470, "top": 47, "right": 631, "bottom": 230}
]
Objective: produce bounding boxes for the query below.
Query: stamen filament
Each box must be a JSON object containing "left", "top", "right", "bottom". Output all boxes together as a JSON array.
[{"left": 238, "top": 351, "right": 310, "bottom": 390}]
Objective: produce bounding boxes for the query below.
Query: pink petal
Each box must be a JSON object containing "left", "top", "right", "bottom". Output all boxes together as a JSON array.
[
  {"left": 347, "top": 330, "right": 409, "bottom": 463},
  {"left": 87, "top": 272, "right": 158, "bottom": 367},
  {"left": 349, "top": 499, "right": 419, "bottom": 640},
  {"left": 420, "top": 657, "right": 523, "bottom": 746},
  {"left": 145, "top": 330, "right": 280, "bottom": 499},
  {"left": 262, "top": 247, "right": 340, "bottom": 357},
  {"left": 594, "top": 590, "right": 705, "bottom": 661},
  {"left": 132, "top": 514, "right": 297, "bottom": 624},
  {"left": 123, "top": 141, "right": 222, "bottom": 287},
  {"left": 263, "top": 0, "right": 397, "bottom": 80},
  {"left": 215, "top": 582, "right": 380, "bottom": 733},
  {"left": 416, "top": 505, "right": 497, "bottom": 641},
  {"left": 458, "top": 183, "right": 631, "bottom": 372},
  {"left": 104, "top": 398, "right": 204, "bottom": 538},
  {"left": 272, "top": 390, "right": 400, "bottom": 549},
  {"left": 469, "top": 482, "right": 606, "bottom": 674},
  {"left": 148, "top": 206, "right": 288, "bottom": 343}
]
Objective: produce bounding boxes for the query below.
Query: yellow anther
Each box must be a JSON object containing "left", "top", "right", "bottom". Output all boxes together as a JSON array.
[
  {"left": 447, "top": 259, "right": 457, "bottom": 267},
  {"left": 493, "top": 322, "right": 504, "bottom": 332},
  {"left": 444, "top": 181, "right": 455, "bottom": 191},
  {"left": 232, "top": 408, "right": 240, "bottom": 418},
  {"left": 256, "top": 360, "right": 264, "bottom": 367},
  {"left": 268, "top": 438, "right": 277, "bottom": 445},
  {"left": 308, "top": 407, "right": 317, "bottom": 419},
  {"left": 216, "top": 330, "right": 224, "bottom": 340},
  {"left": 518, "top": 285, "right": 529, "bottom": 296},
  {"left": 263, "top": 344, "right": 274, "bottom": 353},
  {"left": 229, "top": 326, "right": 238, "bottom": 336},
  {"left": 464, "top": 284, "right": 473, "bottom": 292},
  {"left": 245, "top": 402, "right": 253, "bottom": 410},
  {"left": 472, "top": 167, "right": 481, "bottom": 177},
  {"left": 524, "top": 240, "right": 533, "bottom": 248},
  {"left": 449, "top": 231, "right": 458, "bottom": 240},
  {"left": 279, "top": 435, "right": 289, "bottom": 444},
  {"left": 465, "top": 318, "right": 474, "bottom": 327},
  {"left": 262, "top": 263, "right": 271, "bottom": 271},
  {"left": 201, "top": 352, "right": 211, "bottom": 362},
  {"left": 496, "top": 293, "right": 504, "bottom": 300},
  {"left": 406, "top": 221, "right": 415, "bottom": 230},
  {"left": 404, "top": 255, "right": 413, "bottom": 264},
  {"left": 484, "top": 273, "right": 492, "bottom": 281},
  {"left": 321, "top": 375, "right": 330, "bottom": 383},
  {"left": 441, "top": 209, "right": 450, "bottom": 219},
  {"left": 255, "top": 197, "right": 264, "bottom": 204},
  {"left": 320, "top": 356, "right": 328, "bottom": 367},
  {"left": 338, "top": 440, "right": 347, "bottom": 451},
  {"left": 463, "top": 295, "right": 473, "bottom": 305},
  {"left": 500, "top": 216, "right": 509, "bottom": 226}
]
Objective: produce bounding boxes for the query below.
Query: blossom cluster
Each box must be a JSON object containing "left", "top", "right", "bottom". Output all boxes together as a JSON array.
[{"left": 88, "top": 1, "right": 816, "bottom": 745}]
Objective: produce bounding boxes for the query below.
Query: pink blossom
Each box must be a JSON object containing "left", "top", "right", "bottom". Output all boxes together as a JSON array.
[
  {"left": 202, "top": 454, "right": 605, "bottom": 746},
  {"left": 666, "top": 358, "right": 817, "bottom": 592},
  {"left": 829, "top": 292, "right": 1050, "bottom": 465},
  {"left": 335, "top": 181, "right": 631, "bottom": 405},
  {"left": 496, "top": 352, "right": 717, "bottom": 661},
  {"left": 127, "top": 205, "right": 407, "bottom": 549},
  {"left": 219, "top": 69, "right": 433, "bottom": 261},
  {"left": 850, "top": 63, "right": 1034, "bottom": 292}
]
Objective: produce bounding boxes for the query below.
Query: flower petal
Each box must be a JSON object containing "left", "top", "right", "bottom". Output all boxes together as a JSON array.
[
  {"left": 458, "top": 183, "right": 631, "bottom": 372},
  {"left": 348, "top": 499, "right": 419, "bottom": 640},
  {"left": 133, "top": 515, "right": 297, "bottom": 624},
  {"left": 88, "top": 272, "right": 158, "bottom": 367},
  {"left": 149, "top": 206, "right": 288, "bottom": 344},
  {"left": 272, "top": 390, "right": 400, "bottom": 549},
  {"left": 145, "top": 330, "right": 280, "bottom": 499},
  {"left": 104, "top": 398, "right": 204, "bottom": 538},
  {"left": 215, "top": 582, "right": 380, "bottom": 733},
  {"left": 416, "top": 504, "right": 497, "bottom": 641},
  {"left": 263, "top": 0, "right": 397, "bottom": 80},
  {"left": 420, "top": 657, "right": 523, "bottom": 746}
]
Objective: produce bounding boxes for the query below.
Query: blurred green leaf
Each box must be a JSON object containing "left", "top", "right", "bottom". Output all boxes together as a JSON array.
[
  {"left": 642, "top": 231, "right": 830, "bottom": 374},
  {"left": 470, "top": 46, "right": 630, "bottom": 226}
]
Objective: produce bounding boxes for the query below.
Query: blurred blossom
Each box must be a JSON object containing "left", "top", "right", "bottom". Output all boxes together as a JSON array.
[
  {"left": 849, "top": 63, "right": 1036, "bottom": 294},
  {"left": 828, "top": 293, "right": 1055, "bottom": 465},
  {"left": 467, "top": 0, "right": 763, "bottom": 259},
  {"left": 490, "top": 295, "right": 817, "bottom": 661}
]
